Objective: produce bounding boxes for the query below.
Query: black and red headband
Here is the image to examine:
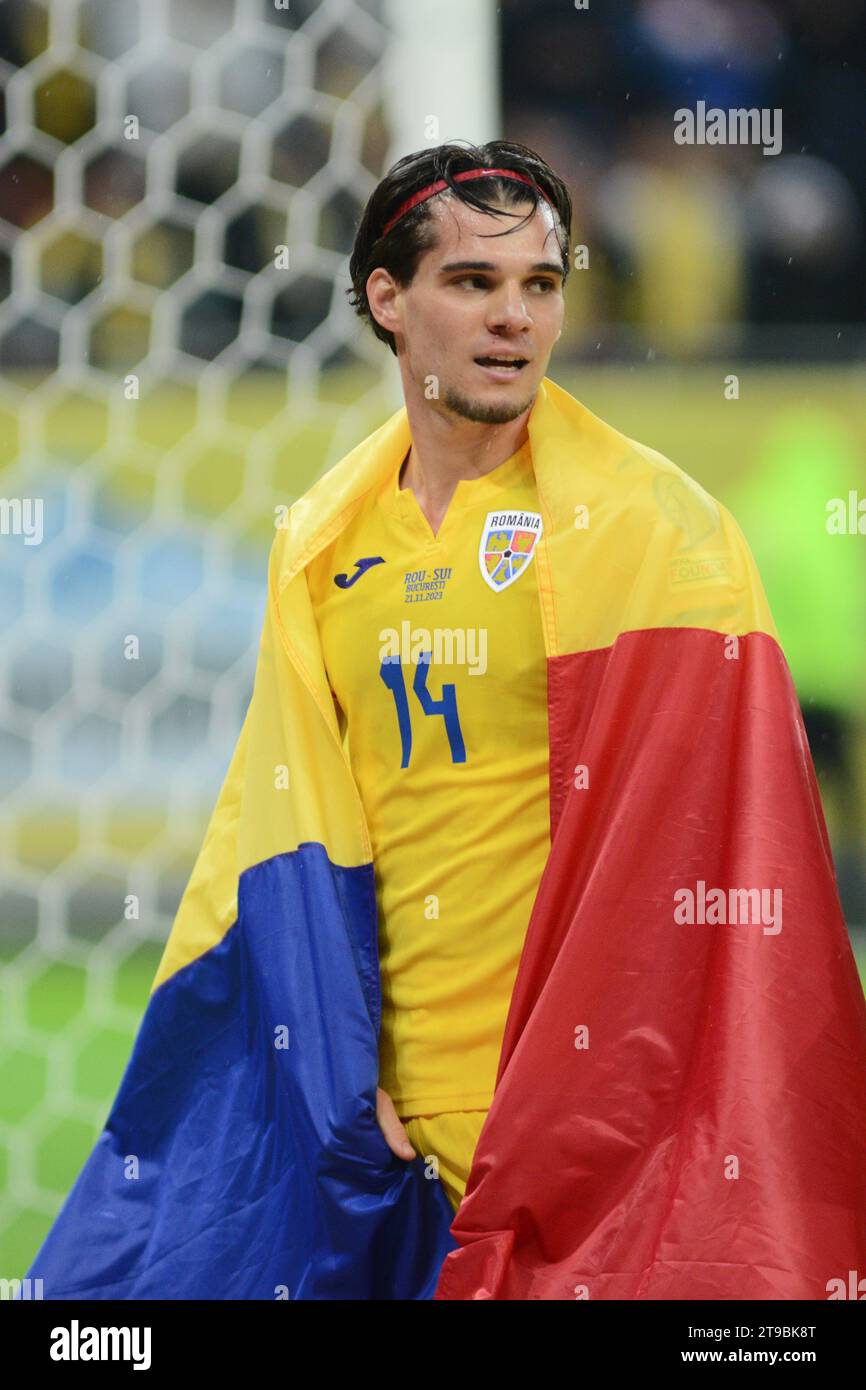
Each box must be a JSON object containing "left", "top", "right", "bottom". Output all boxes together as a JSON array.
[{"left": 380, "top": 166, "right": 553, "bottom": 238}]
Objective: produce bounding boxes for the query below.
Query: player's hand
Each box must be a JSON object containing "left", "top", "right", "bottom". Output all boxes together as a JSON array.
[{"left": 376, "top": 1086, "right": 416, "bottom": 1160}]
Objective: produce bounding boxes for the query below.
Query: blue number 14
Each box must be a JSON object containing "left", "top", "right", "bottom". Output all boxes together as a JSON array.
[{"left": 379, "top": 653, "right": 466, "bottom": 767}]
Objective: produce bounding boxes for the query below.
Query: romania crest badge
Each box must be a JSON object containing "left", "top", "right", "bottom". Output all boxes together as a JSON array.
[{"left": 478, "top": 508, "right": 543, "bottom": 592}]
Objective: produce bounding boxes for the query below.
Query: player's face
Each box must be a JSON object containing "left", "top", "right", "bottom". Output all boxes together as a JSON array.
[{"left": 381, "top": 196, "right": 565, "bottom": 425}]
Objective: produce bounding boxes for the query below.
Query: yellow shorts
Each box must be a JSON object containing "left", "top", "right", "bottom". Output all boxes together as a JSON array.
[{"left": 400, "top": 1110, "right": 489, "bottom": 1213}]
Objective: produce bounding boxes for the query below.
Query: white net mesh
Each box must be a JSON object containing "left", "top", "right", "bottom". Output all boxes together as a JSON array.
[{"left": 0, "top": 0, "right": 410, "bottom": 1275}]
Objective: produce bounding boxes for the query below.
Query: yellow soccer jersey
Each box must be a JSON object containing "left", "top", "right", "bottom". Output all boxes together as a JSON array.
[{"left": 307, "top": 439, "right": 550, "bottom": 1115}]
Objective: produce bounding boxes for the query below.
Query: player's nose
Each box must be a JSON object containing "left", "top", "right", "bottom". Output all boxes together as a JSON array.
[{"left": 485, "top": 282, "right": 533, "bottom": 332}]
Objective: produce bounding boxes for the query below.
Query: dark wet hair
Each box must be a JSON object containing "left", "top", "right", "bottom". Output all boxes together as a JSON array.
[{"left": 347, "top": 140, "right": 573, "bottom": 356}]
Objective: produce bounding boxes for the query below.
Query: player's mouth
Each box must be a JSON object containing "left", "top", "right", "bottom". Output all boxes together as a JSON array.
[{"left": 473, "top": 354, "right": 530, "bottom": 381}]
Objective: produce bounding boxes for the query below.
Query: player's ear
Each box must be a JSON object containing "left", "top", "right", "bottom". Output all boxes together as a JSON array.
[{"left": 366, "top": 267, "right": 401, "bottom": 337}]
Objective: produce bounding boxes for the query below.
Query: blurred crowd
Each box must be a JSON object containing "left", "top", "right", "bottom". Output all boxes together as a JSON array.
[{"left": 502, "top": 0, "right": 866, "bottom": 358}]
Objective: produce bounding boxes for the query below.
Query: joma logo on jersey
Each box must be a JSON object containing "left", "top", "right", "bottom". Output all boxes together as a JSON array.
[
  {"left": 334, "top": 556, "right": 384, "bottom": 588},
  {"left": 479, "top": 509, "right": 543, "bottom": 591}
]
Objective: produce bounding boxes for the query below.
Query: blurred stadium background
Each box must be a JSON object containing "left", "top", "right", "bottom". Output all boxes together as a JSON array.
[{"left": 1, "top": 0, "right": 865, "bottom": 1280}]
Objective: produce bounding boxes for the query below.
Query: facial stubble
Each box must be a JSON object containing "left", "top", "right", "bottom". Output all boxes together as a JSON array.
[{"left": 441, "top": 380, "right": 536, "bottom": 425}]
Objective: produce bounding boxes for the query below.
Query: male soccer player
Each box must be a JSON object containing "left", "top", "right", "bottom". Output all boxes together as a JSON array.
[
  {"left": 27, "top": 141, "right": 866, "bottom": 1301},
  {"left": 307, "top": 140, "right": 572, "bottom": 1212}
]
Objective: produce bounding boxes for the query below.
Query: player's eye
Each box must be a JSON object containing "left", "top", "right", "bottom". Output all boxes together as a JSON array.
[{"left": 453, "top": 275, "right": 557, "bottom": 292}]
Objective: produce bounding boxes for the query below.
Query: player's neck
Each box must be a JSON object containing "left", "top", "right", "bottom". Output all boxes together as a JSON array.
[
  {"left": 397, "top": 417, "right": 530, "bottom": 507},
  {"left": 398, "top": 430, "right": 528, "bottom": 539}
]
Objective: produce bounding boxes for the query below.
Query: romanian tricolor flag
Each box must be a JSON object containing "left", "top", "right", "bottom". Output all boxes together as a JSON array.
[{"left": 27, "top": 378, "right": 866, "bottom": 1300}]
